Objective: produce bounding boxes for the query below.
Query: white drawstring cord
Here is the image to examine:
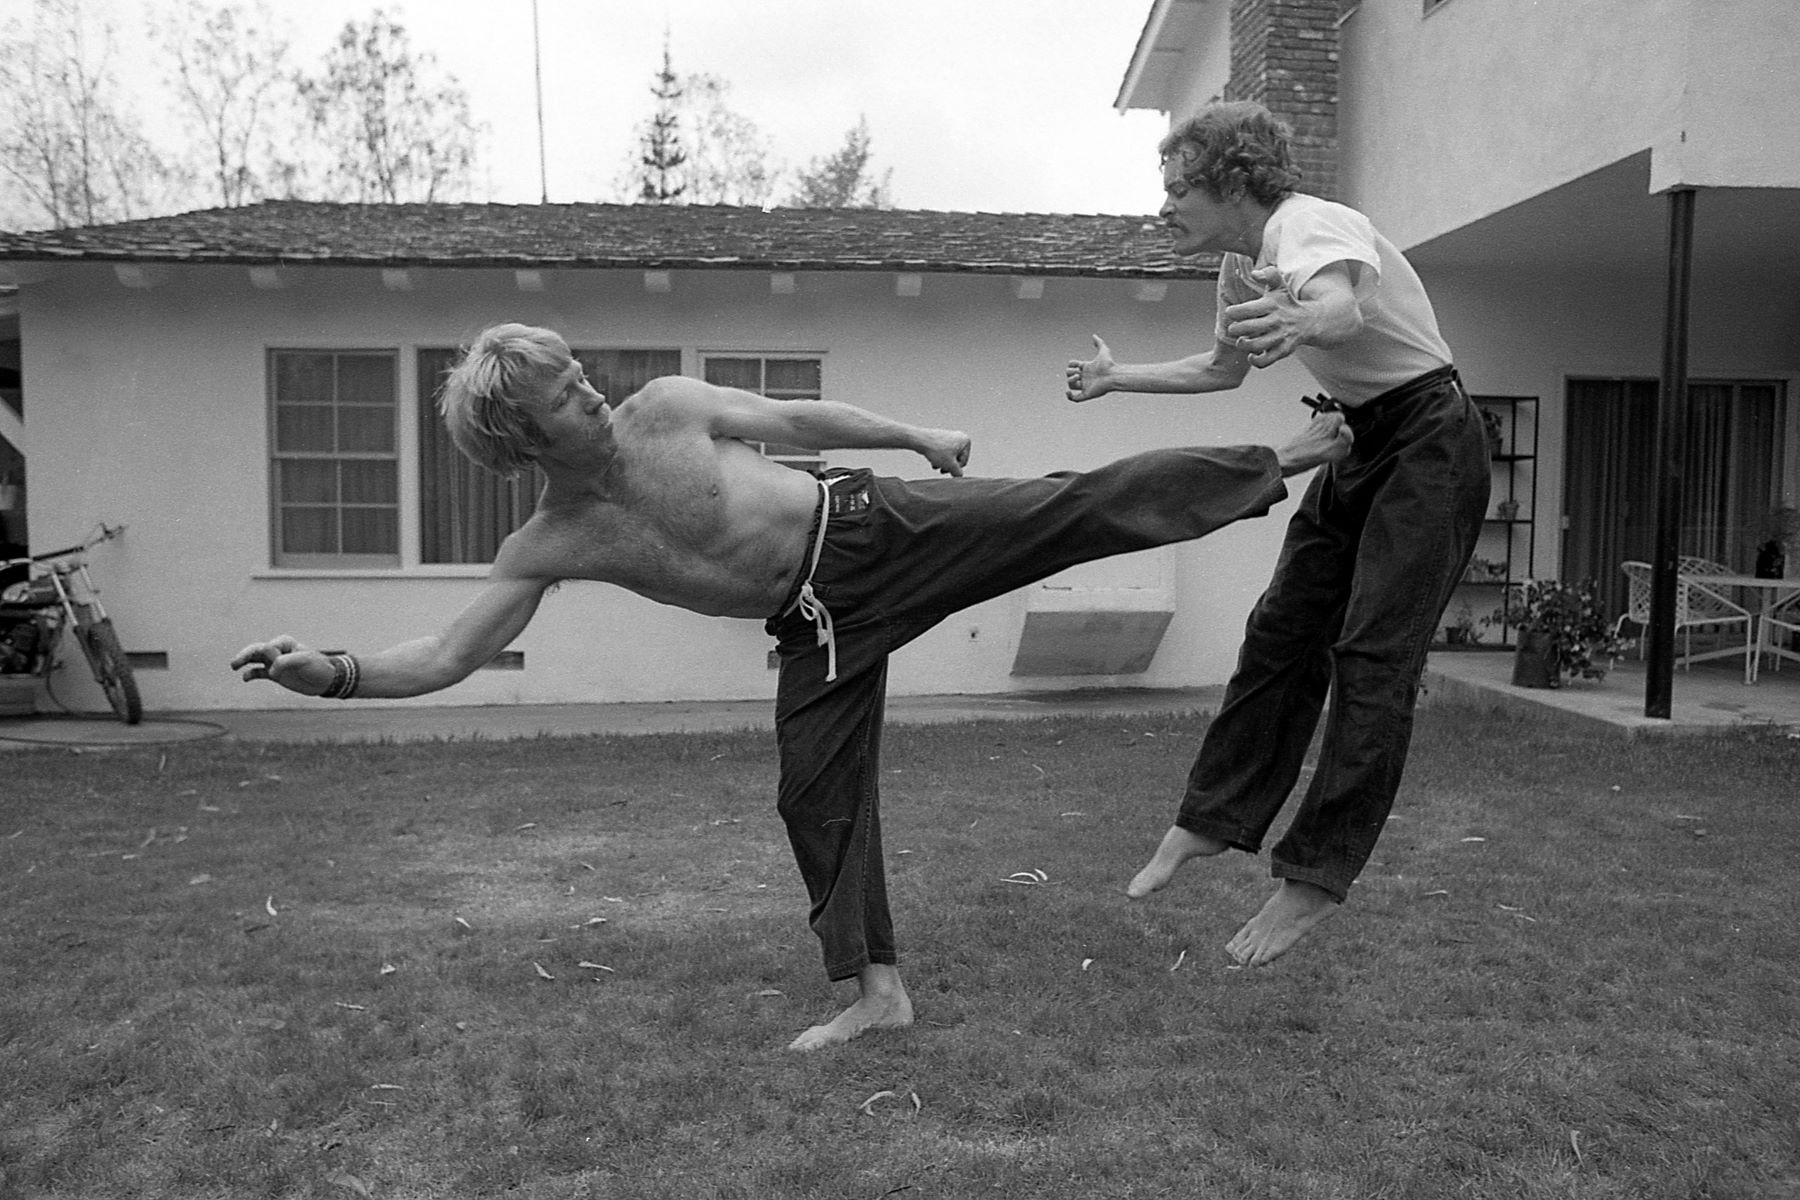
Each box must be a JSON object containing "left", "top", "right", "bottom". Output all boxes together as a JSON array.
[{"left": 790, "top": 476, "right": 837, "bottom": 682}]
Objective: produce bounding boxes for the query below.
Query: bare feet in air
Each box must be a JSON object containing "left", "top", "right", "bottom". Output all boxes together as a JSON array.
[
  {"left": 1274, "top": 412, "right": 1353, "bottom": 476},
  {"left": 1226, "top": 880, "right": 1339, "bottom": 966},
  {"left": 1126, "top": 825, "right": 1230, "bottom": 899},
  {"left": 788, "top": 963, "right": 914, "bottom": 1052}
]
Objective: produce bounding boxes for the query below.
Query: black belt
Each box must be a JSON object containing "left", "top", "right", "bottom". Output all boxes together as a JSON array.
[{"left": 1302, "top": 364, "right": 1460, "bottom": 423}]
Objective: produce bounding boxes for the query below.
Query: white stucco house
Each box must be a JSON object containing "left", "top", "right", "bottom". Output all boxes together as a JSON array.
[
  {"left": 2, "top": 0, "right": 1796, "bottom": 716},
  {"left": 1119, "top": 0, "right": 1800, "bottom": 640},
  {"left": 0, "top": 203, "right": 1321, "bottom": 714}
]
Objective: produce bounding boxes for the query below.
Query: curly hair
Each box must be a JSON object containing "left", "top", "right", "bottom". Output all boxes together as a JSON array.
[
  {"left": 1159, "top": 101, "right": 1301, "bottom": 207},
  {"left": 437, "top": 323, "right": 579, "bottom": 477}
]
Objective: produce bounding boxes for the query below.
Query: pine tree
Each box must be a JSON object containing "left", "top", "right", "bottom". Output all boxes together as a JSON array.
[{"left": 635, "top": 38, "right": 686, "bottom": 204}]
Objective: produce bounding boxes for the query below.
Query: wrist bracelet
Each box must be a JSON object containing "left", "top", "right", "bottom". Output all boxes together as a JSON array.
[{"left": 321, "top": 653, "right": 361, "bottom": 700}]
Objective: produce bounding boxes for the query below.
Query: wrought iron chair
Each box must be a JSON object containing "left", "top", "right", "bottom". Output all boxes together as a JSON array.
[
  {"left": 1757, "top": 587, "right": 1800, "bottom": 679},
  {"left": 1617, "top": 560, "right": 1757, "bottom": 684}
]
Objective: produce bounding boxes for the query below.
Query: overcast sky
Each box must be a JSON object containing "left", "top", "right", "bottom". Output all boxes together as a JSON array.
[{"left": 4, "top": 0, "right": 1175, "bottom": 216}]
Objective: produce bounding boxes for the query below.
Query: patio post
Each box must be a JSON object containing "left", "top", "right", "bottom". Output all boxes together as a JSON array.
[{"left": 1645, "top": 187, "right": 1696, "bottom": 719}]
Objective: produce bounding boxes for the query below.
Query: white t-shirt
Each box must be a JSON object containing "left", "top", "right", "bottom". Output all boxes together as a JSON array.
[{"left": 1214, "top": 193, "right": 1452, "bottom": 405}]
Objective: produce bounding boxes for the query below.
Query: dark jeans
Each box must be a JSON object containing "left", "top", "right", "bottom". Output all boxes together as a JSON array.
[
  {"left": 1176, "top": 367, "right": 1491, "bottom": 901},
  {"left": 766, "top": 445, "right": 1289, "bottom": 980}
]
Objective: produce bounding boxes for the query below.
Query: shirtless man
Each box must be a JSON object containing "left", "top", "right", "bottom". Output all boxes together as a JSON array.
[
  {"left": 233, "top": 321, "right": 1350, "bottom": 1050},
  {"left": 1067, "top": 101, "right": 1490, "bottom": 966}
]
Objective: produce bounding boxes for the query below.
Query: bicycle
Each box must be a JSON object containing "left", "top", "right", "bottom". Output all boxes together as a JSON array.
[{"left": 0, "top": 522, "right": 142, "bottom": 724}]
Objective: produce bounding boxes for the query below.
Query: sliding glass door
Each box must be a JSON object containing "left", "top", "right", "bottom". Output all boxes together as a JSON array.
[{"left": 1562, "top": 377, "right": 1790, "bottom": 618}]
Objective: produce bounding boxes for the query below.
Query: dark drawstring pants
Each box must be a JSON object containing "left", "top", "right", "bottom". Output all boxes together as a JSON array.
[
  {"left": 1175, "top": 367, "right": 1492, "bottom": 902},
  {"left": 766, "top": 445, "right": 1289, "bottom": 980}
]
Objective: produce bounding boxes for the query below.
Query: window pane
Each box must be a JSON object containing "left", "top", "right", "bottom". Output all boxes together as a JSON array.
[
  {"left": 765, "top": 359, "right": 821, "bottom": 393},
  {"left": 281, "top": 507, "right": 336, "bottom": 554},
  {"left": 762, "top": 441, "right": 813, "bottom": 459},
  {"left": 336, "top": 355, "right": 395, "bottom": 406},
  {"left": 341, "top": 506, "right": 398, "bottom": 554},
  {"left": 278, "top": 459, "right": 337, "bottom": 504},
  {"left": 339, "top": 405, "right": 396, "bottom": 453},
  {"left": 275, "top": 353, "right": 334, "bottom": 405},
  {"left": 269, "top": 349, "right": 398, "bottom": 567},
  {"left": 276, "top": 404, "right": 334, "bottom": 452},
  {"left": 704, "top": 358, "right": 761, "bottom": 390},
  {"left": 341, "top": 460, "right": 397, "bottom": 504}
]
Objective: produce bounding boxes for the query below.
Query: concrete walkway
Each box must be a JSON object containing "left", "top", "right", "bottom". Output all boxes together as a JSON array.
[{"left": 3, "top": 652, "right": 1796, "bottom": 751}]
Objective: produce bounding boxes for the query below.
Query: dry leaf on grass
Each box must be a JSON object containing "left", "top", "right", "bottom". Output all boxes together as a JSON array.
[
  {"left": 333, "top": 1002, "right": 366, "bottom": 1011},
  {"left": 1081, "top": 958, "right": 1094, "bottom": 971},
  {"left": 1001, "top": 869, "right": 1050, "bottom": 885},
  {"left": 1170, "top": 949, "right": 1187, "bottom": 972},
  {"left": 533, "top": 962, "right": 554, "bottom": 980},
  {"left": 380, "top": 963, "right": 397, "bottom": 975},
  {"left": 368, "top": 1083, "right": 402, "bottom": 1091},
  {"left": 326, "top": 1169, "right": 373, "bottom": 1198},
  {"left": 188, "top": 874, "right": 214, "bottom": 886},
  {"left": 577, "top": 961, "right": 615, "bottom": 972},
  {"left": 1461, "top": 836, "right": 1487, "bottom": 843},
  {"left": 265, "top": 896, "right": 278, "bottom": 917},
  {"left": 454, "top": 916, "right": 474, "bottom": 932},
  {"left": 858, "top": 1089, "right": 898, "bottom": 1115}
]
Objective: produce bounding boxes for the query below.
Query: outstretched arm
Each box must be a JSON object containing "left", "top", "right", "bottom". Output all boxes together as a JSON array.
[
  {"left": 1065, "top": 332, "right": 1251, "bottom": 402},
  {"left": 664, "top": 378, "right": 972, "bottom": 476},
  {"left": 229, "top": 576, "right": 553, "bottom": 699}
]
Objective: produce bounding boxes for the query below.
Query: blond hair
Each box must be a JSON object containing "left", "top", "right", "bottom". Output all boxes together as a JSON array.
[{"left": 438, "top": 323, "right": 576, "bottom": 476}]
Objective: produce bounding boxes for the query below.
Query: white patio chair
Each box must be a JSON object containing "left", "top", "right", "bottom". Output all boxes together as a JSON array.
[
  {"left": 1618, "top": 560, "right": 1757, "bottom": 684},
  {"left": 1757, "top": 588, "right": 1800, "bottom": 679}
]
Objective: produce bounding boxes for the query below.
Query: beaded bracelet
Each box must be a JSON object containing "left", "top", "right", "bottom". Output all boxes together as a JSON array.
[{"left": 320, "top": 653, "right": 361, "bottom": 700}]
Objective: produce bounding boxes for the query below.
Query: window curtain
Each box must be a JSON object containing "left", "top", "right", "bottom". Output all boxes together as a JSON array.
[
  {"left": 418, "top": 348, "right": 681, "bottom": 565},
  {"left": 1563, "top": 378, "right": 1788, "bottom": 617}
]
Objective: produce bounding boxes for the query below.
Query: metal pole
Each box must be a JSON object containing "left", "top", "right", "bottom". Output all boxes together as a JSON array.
[
  {"left": 1645, "top": 187, "right": 1696, "bottom": 719},
  {"left": 533, "top": 0, "right": 549, "bottom": 204}
]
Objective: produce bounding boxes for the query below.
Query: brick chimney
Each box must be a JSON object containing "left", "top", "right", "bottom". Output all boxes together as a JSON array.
[{"left": 1224, "top": 0, "right": 1341, "bottom": 201}]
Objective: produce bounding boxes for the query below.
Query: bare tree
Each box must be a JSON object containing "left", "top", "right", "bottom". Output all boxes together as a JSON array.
[
  {"left": 0, "top": 0, "right": 177, "bottom": 229},
  {"left": 293, "top": 11, "right": 480, "bottom": 203},
  {"left": 785, "top": 117, "right": 891, "bottom": 209},
  {"left": 153, "top": 0, "right": 296, "bottom": 208},
  {"left": 680, "top": 74, "right": 779, "bottom": 207},
  {"left": 617, "top": 45, "right": 784, "bottom": 207}
]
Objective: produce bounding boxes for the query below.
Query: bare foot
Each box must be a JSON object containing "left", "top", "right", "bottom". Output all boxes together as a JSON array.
[
  {"left": 1274, "top": 412, "right": 1352, "bottom": 476},
  {"left": 787, "top": 963, "right": 914, "bottom": 1052},
  {"left": 1126, "top": 825, "right": 1230, "bottom": 899},
  {"left": 1226, "top": 880, "right": 1339, "bottom": 966}
]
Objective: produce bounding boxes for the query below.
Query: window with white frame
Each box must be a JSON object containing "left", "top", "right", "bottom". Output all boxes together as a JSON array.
[
  {"left": 702, "top": 354, "right": 825, "bottom": 472},
  {"left": 417, "top": 346, "right": 681, "bottom": 564},
  {"left": 269, "top": 350, "right": 399, "bottom": 568}
]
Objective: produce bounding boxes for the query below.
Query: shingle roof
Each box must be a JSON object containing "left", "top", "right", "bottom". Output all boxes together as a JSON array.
[{"left": 0, "top": 200, "right": 1216, "bottom": 278}]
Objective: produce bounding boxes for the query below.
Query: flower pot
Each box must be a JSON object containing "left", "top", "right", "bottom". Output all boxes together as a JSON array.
[{"left": 1511, "top": 630, "right": 1561, "bottom": 689}]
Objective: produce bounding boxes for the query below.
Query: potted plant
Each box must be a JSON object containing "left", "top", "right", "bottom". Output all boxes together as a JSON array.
[
  {"left": 1486, "top": 577, "right": 1632, "bottom": 688},
  {"left": 1754, "top": 504, "right": 1799, "bottom": 579},
  {"left": 1480, "top": 407, "right": 1505, "bottom": 456},
  {"left": 1443, "top": 600, "right": 1481, "bottom": 646}
]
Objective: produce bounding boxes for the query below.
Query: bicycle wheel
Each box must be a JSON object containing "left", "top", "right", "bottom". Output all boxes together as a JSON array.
[{"left": 75, "top": 614, "right": 142, "bottom": 724}]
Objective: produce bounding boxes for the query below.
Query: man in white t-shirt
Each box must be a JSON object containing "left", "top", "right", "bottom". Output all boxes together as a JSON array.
[{"left": 1066, "top": 101, "right": 1491, "bottom": 966}]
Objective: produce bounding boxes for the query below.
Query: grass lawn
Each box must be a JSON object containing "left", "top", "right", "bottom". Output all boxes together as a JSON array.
[{"left": 2, "top": 703, "right": 1797, "bottom": 1199}]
